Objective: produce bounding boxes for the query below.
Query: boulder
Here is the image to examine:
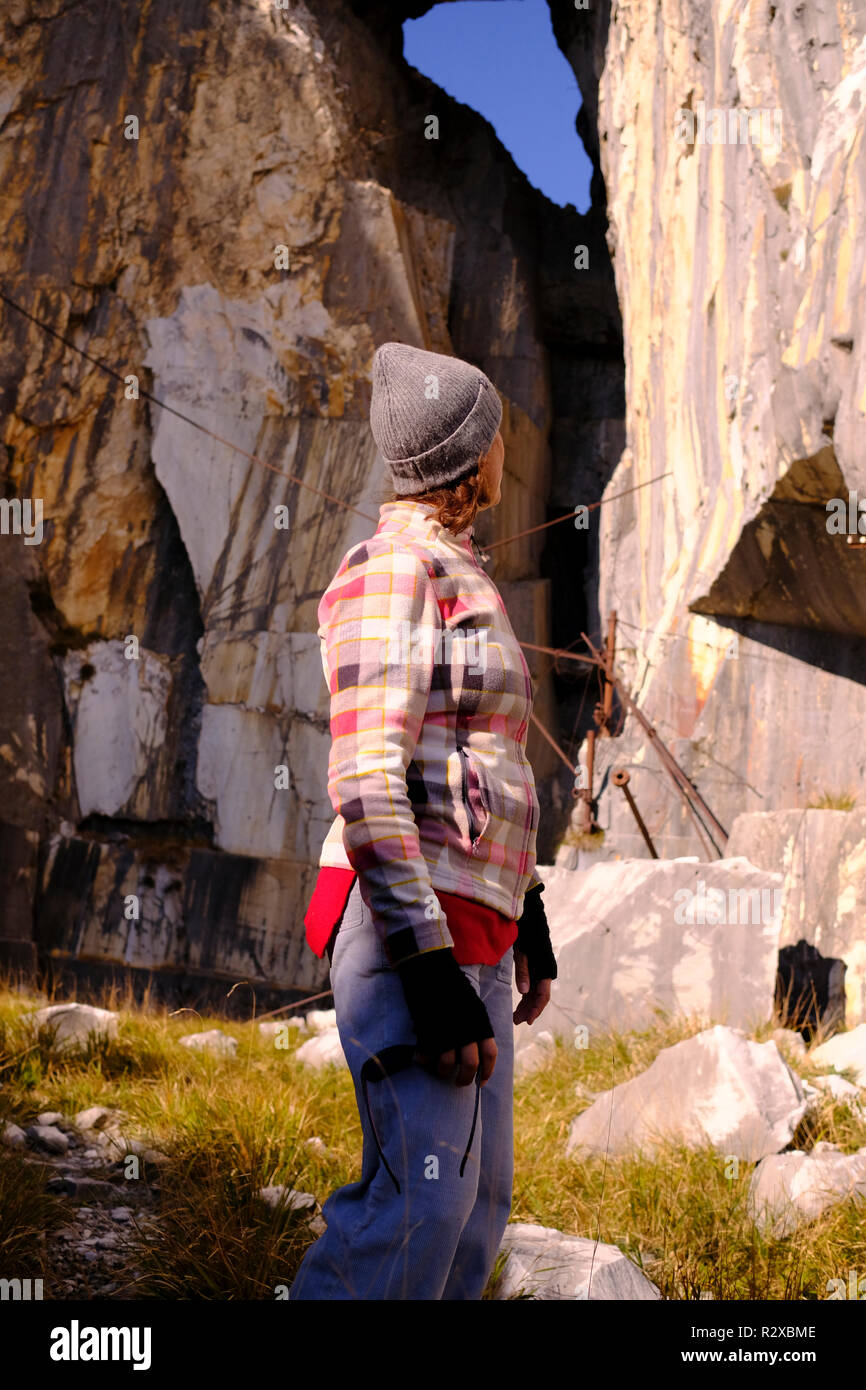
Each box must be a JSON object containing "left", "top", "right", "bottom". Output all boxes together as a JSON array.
[
  {"left": 305, "top": 1009, "right": 337, "bottom": 1033},
  {"left": 294, "top": 1027, "right": 347, "bottom": 1070},
  {"left": 36, "top": 1111, "right": 65, "bottom": 1126},
  {"left": 514, "top": 1030, "right": 556, "bottom": 1077},
  {"left": 303, "top": 1136, "right": 330, "bottom": 1158},
  {"left": 26, "top": 1124, "right": 69, "bottom": 1155},
  {"left": 178, "top": 1029, "right": 238, "bottom": 1057},
  {"left": 566, "top": 1025, "right": 807, "bottom": 1162},
  {"left": 494, "top": 1223, "right": 661, "bottom": 1300},
  {"left": 811, "top": 1024, "right": 866, "bottom": 1087},
  {"left": 771, "top": 1028, "right": 808, "bottom": 1060},
  {"left": 258, "top": 1018, "right": 307, "bottom": 1038},
  {"left": 74, "top": 1106, "right": 123, "bottom": 1133},
  {"left": 24, "top": 1003, "right": 118, "bottom": 1053},
  {"left": 73, "top": 1112, "right": 143, "bottom": 1163},
  {"left": 2, "top": 1121, "right": 26, "bottom": 1149},
  {"left": 748, "top": 1142, "right": 866, "bottom": 1237},
  {"left": 517, "top": 860, "right": 783, "bottom": 1064},
  {"left": 810, "top": 1075, "right": 863, "bottom": 1111},
  {"left": 259, "top": 1185, "right": 316, "bottom": 1213},
  {"left": 258, "top": 1185, "right": 326, "bottom": 1236},
  {"left": 140, "top": 1148, "right": 170, "bottom": 1167}
]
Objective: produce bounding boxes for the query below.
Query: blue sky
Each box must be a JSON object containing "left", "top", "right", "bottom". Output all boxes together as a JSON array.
[{"left": 403, "top": 0, "right": 592, "bottom": 212}]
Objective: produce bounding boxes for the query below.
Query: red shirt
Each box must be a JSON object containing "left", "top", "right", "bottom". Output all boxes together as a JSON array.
[{"left": 304, "top": 866, "right": 517, "bottom": 966}]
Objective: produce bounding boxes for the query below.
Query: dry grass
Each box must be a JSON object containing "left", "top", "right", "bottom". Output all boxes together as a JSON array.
[
  {"left": 557, "top": 824, "right": 607, "bottom": 853},
  {"left": 2, "top": 980, "right": 866, "bottom": 1300},
  {"left": 806, "top": 790, "right": 858, "bottom": 810},
  {"left": 510, "top": 1015, "right": 866, "bottom": 1300}
]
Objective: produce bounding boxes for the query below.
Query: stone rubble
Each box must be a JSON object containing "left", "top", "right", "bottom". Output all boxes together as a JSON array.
[{"left": 6, "top": 1105, "right": 165, "bottom": 1299}]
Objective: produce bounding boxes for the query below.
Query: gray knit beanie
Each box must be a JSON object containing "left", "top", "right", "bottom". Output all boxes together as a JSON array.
[{"left": 369, "top": 342, "right": 502, "bottom": 495}]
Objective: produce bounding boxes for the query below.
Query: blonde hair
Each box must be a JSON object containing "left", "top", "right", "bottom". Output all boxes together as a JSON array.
[{"left": 381, "top": 464, "right": 493, "bottom": 536}]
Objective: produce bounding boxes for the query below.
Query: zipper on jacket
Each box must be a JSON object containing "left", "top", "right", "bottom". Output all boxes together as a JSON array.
[
  {"left": 458, "top": 746, "right": 481, "bottom": 847},
  {"left": 466, "top": 534, "right": 489, "bottom": 571}
]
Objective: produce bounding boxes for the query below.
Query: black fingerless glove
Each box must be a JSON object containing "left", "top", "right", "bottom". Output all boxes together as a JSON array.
[
  {"left": 396, "top": 948, "right": 495, "bottom": 1058},
  {"left": 515, "top": 882, "right": 558, "bottom": 984}
]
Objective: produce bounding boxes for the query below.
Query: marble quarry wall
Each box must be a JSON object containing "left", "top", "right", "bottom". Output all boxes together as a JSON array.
[
  {"left": 0, "top": 0, "right": 620, "bottom": 1003},
  {"left": 561, "top": 0, "right": 866, "bottom": 859},
  {"left": 2, "top": 0, "right": 864, "bottom": 1009}
]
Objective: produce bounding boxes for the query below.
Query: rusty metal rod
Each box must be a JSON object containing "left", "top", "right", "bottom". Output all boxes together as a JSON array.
[
  {"left": 612, "top": 769, "right": 658, "bottom": 858},
  {"left": 520, "top": 640, "right": 598, "bottom": 666},
  {"left": 601, "top": 609, "right": 617, "bottom": 734},
  {"left": 580, "top": 630, "right": 727, "bottom": 856},
  {"left": 529, "top": 709, "right": 576, "bottom": 773},
  {"left": 605, "top": 660, "right": 727, "bottom": 850}
]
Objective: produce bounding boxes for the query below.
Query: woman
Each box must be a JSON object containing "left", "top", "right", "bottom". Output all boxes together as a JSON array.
[{"left": 289, "top": 342, "right": 557, "bottom": 1301}]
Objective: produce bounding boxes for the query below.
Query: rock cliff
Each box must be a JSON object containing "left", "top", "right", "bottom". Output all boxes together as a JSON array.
[
  {"left": 568, "top": 0, "right": 866, "bottom": 856},
  {"left": 0, "top": 0, "right": 619, "bottom": 1002},
  {"left": 2, "top": 0, "right": 864, "bottom": 1005}
]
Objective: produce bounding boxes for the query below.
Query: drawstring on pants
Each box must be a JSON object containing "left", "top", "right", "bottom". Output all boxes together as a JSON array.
[{"left": 360, "top": 1044, "right": 483, "bottom": 1194}]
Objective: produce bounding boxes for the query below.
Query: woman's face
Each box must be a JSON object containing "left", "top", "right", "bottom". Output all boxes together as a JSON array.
[{"left": 478, "top": 431, "right": 505, "bottom": 508}]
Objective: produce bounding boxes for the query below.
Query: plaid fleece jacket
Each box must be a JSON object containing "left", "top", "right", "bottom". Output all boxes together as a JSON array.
[{"left": 316, "top": 499, "right": 542, "bottom": 966}]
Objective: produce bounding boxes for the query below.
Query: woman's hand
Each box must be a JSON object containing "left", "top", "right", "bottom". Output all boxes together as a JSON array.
[
  {"left": 416, "top": 1038, "right": 498, "bottom": 1087},
  {"left": 512, "top": 946, "right": 552, "bottom": 1025}
]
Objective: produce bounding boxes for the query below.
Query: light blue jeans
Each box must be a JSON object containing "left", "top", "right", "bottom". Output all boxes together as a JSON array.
[{"left": 288, "top": 879, "right": 515, "bottom": 1300}]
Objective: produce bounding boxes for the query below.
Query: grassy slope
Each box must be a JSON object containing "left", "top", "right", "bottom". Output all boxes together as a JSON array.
[{"left": 2, "top": 982, "right": 865, "bottom": 1300}]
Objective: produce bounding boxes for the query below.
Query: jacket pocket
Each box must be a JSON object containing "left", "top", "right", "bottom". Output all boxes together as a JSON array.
[
  {"left": 495, "top": 946, "right": 515, "bottom": 985},
  {"left": 457, "top": 745, "right": 490, "bottom": 853}
]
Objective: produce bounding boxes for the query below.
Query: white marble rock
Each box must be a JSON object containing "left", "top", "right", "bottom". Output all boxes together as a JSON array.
[
  {"left": 178, "top": 1029, "right": 239, "bottom": 1057},
  {"left": 514, "top": 859, "right": 784, "bottom": 1068},
  {"left": 749, "top": 1142, "right": 866, "bottom": 1236},
  {"left": 811, "top": 1024, "right": 866, "bottom": 1088},
  {"left": 566, "top": 1025, "right": 808, "bottom": 1162},
  {"left": 294, "top": 1027, "right": 347, "bottom": 1069},
  {"left": 495, "top": 1223, "right": 661, "bottom": 1301},
  {"left": 23, "top": 1003, "right": 119, "bottom": 1054}
]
